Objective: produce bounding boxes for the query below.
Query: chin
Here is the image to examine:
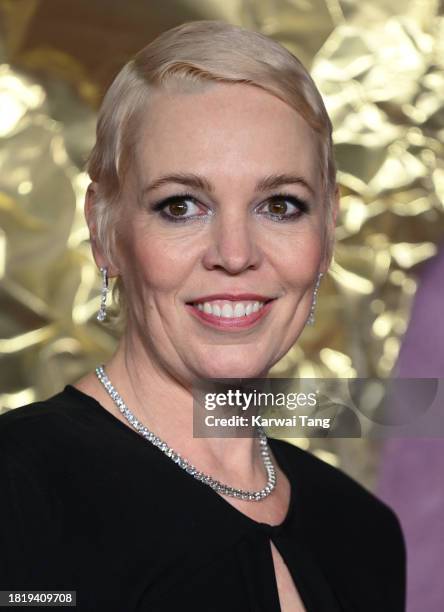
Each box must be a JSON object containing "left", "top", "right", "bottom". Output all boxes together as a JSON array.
[{"left": 196, "top": 358, "right": 270, "bottom": 381}]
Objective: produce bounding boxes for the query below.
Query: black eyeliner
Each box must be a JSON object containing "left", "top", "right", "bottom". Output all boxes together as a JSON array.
[
  {"left": 260, "top": 193, "right": 311, "bottom": 222},
  {"left": 151, "top": 192, "right": 198, "bottom": 211},
  {"left": 150, "top": 191, "right": 310, "bottom": 223},
  {"left": 150, "top": 192, "right": 204, "bottom": 224}
]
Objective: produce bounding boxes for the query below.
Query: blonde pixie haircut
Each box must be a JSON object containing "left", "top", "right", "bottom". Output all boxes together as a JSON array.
[{"left": 86, "top": 20, "right": 336, "bottom": 319}]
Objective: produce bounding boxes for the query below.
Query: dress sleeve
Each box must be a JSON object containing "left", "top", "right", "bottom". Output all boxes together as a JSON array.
[
  {"left": 0, "top": 448, "right": 63, "bottom": 589},
  {"left": 382, "top": 504, "right": 407, "bottom": 612}
]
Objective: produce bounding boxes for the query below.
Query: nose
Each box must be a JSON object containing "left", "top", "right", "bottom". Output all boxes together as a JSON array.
[{"left": 202, "top": 207, "right": 263, "bottom": 274}]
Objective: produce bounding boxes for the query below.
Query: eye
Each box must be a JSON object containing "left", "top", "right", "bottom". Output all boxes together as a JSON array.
[
  {"left": 258, "top": 194, "right": 309, "bottom": 221},
  {"left": 152, "top": 194, "right": 207, "bottom": 222}
]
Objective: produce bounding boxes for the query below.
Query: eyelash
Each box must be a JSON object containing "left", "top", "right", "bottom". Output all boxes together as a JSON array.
[{"left": 151, "top": 192, "right": 310, "bottom": 223}]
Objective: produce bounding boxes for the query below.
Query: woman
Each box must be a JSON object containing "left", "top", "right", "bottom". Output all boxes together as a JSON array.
[{"left": 0, "top": 20, "right": 405, "bottom": 612}]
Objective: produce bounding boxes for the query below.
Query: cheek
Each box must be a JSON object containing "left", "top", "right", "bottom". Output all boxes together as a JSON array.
[
  {"left": 270, "top": 228, "right": 323, "bottom": 287},
  {"left": 130, "top": 235, "right": 191, "bottom": 295}
]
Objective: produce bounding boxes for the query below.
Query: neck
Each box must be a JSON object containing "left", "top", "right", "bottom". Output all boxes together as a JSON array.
[{"left": 103, "top": 332, "right": 266, "bottom": 486}]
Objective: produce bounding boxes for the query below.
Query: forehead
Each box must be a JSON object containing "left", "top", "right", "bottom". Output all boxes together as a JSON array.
[{"left": 135, "top": 82, "right": 319, "bottom": 191}]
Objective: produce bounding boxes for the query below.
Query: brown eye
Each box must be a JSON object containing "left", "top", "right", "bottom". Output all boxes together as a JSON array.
[
  {"left": 168, "top": 201, "right": 189, "bottom": 216},
  {"left": 259, "top": 194, "right": 309, "bottom": 221},
  {"left": 153, "top": 194, "right": 207, "bottom": 223},
  {"left": 268, "top": 200, "right": 288, "bottom": 215}
]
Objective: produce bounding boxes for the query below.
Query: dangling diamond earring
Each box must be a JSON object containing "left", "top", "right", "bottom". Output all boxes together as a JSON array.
[
  {"left": 97, "top": 267, "right": 109, "bottom": 322},
  {"left": 307, "top": 271, "right": 323, "bottom": 326}
]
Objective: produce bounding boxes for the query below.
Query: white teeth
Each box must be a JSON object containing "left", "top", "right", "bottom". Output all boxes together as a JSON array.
[
  {"left": 194, "top": 300, "right": 267, "bottom": 318},
  {"left": 233, "top": 303, "right": 245, "bottom": 317},
  {"left": 221, "top": 303, "right": 234, "bottom": 318}
]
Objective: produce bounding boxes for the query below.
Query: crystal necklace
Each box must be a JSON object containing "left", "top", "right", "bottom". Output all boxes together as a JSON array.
[{"left": 95, "top": 365, "right": 277, "bottom": 501}]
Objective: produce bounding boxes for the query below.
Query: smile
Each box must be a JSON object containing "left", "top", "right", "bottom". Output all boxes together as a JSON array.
[
  {"left": 197, "top": 299, "right": 265, "bottom": 317},
  {"left": 186, "top": 295, "right": 276, "bottom": 330}
]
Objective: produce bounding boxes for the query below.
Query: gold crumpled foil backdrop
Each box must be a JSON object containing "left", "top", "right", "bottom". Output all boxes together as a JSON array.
[{"left": 1, "top": 0, "right": 443, "bottom": 487}]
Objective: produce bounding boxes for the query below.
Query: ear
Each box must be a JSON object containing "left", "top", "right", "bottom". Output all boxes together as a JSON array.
[
  {"left": 320, "top": 184, "right": 340, "bottom": 273},
  {"left": 331, "top": 184, "right": 340, "bottom": 227},
  {"left": 84, "top": 182, "right": 119, "bottom": 277}
]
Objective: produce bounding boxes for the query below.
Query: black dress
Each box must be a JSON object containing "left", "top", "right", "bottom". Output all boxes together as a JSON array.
[{"left": 0, "top": 386, "right": 406, "bottom": 611}]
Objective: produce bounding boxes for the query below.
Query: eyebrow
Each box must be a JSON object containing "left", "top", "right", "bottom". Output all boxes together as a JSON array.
[{"left": 141, "top": 172, "right": 316, "bottom": 198}]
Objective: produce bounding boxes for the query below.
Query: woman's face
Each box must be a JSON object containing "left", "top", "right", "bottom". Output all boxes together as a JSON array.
[{"left": 116, "top": 82, "right": 331, "bottom": 382}]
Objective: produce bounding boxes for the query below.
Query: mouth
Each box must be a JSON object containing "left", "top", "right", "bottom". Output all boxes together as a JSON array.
[{"left": 185, "top": 295, "right": 276, "bottom": 330}]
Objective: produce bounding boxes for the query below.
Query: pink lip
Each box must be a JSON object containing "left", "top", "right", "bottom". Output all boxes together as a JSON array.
[{"left": 186, "top": 299, "right": 275, "bottom": 330}]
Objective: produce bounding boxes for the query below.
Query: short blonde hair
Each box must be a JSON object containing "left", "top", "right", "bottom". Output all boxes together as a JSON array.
[{"left": 86, "top": 20, "right": 336, "bottom": 319}]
